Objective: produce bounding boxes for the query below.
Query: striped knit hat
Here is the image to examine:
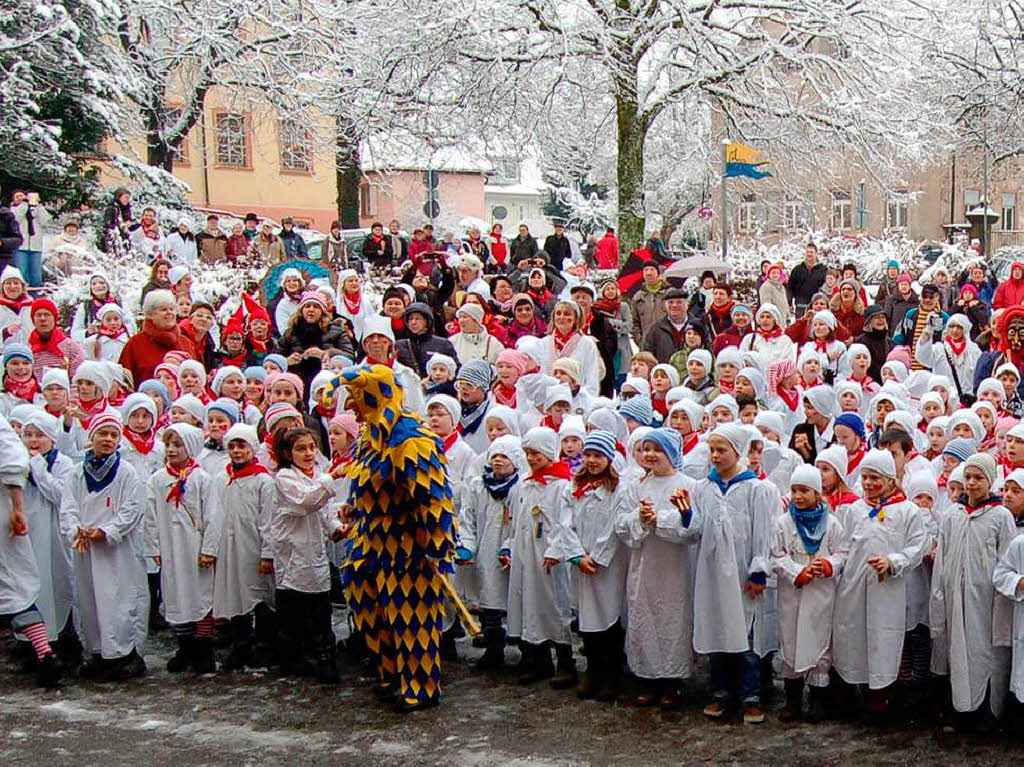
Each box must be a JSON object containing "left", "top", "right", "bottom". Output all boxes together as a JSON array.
[
  {"left": 583, "top": 430, "right": 617, "bottom": 461},
  {"left": 619, "top": 395, "right": 654, "bottom": 427},
  {"left": 456, "top": 358, "right": 494, "bottom": 390},
  {"left": 265, "top": 402, "right": 302, "bottom": 432},
  {"left": 87, "top": 409, "right": 122, "bottom": 441}
]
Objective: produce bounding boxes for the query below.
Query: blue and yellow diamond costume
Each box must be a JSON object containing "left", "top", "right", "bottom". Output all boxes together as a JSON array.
[{"left": 330, "top": 364, "right": 456, "bottom": 708}]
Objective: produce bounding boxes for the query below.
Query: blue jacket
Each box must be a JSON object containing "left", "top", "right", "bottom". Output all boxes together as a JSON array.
[{"left": 892, "top": 307, "right": 949, "bottom": 346}]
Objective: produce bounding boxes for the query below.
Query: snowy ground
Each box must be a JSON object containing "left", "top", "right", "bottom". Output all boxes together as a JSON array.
[{"left": 0, "top": 623, "right": 1019, "bottom": 766}]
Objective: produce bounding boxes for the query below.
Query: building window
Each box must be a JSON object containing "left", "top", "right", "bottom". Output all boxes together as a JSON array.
[
  {"left": 161, "top": 107, "right": 189, "bottom": 165},
  {"left": 279, "top": 119, "right": 312, "bottom": 172},
  {"left": 489, "top": 158, "right": 520, "bottom": 185},
  {"left": 1003, "top": 193, "right": 1017, "bottom": 230},
  {"left": 738, "top": 193, "right": 758, "bottom": 232},
  {"left": 783, "top": 193, "right": 809, "bottom": 229},
  {"left": 886, "top": 191, "right": 909, "bottom": 229},
  {"left": 830, "top": 189, "right": 852, "bottom": 230},
  {"left": 360, "top": 183, "right": 377, "bottom": 217},
  {"left": 214, "top": 112, "right": 250, "bottom": 168}
]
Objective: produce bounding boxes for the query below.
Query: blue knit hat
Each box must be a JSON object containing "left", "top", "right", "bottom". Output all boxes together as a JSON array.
[
  {"left": 942, "top": 437, "right": 974, "bottom": 464},
  {"left": 244, "top": 366, "right": 267, "bottom": 382},
  {"left": 3, "top": 342, "right": 34, "bottom": 366},
  {"left": 641, "top": 427, "right": 682, "bottom": 469},
  {"left": 834, "top": 412, "right": 866, "bottom": 440},
  {"left": 139, "top": 379, "right": 170, "bottom": 410},
  {"left": 264, "top": 353, "right": 289, "bottom": 372},
  {"left": 583, "top": 430, "right": 618, "bottom": 461},
  {"left": 206, "top": 397, "right": 240, "bottom": 425},
  {"left": 619, "top": 395, "right": 654, "bottom": 427}
]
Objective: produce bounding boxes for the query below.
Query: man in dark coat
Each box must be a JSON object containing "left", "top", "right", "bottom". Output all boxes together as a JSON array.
[
  {"left": 0, "top": 202, "right": 22, "bottom": 270},
  {"left": 641, "top": 288, "right": 690, "bottom": 363},
  {"left": 542, "top": 223, "right": 573, "bottom": 271},
  {"left": 396, "top": 302, "right": 458, "bottom": 376},
  {"left": 786, "top": 243, "right": 826, "bottom": 315},
  {"left": 509, "top": 224, "right": 539, "bottom": 264}
]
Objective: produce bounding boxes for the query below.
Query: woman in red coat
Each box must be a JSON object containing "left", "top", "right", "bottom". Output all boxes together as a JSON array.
[
  {"left": 118, "top": 289, "right": 197, "bottom": 384},
  {"left": 829, "top": 278, "right": 866, "bottom": 337}
]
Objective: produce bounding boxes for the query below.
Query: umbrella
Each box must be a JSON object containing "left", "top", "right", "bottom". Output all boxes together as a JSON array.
[
  {"left": 663, "top": 254, "right": 731, "bottom": 281},
  {"left": 617, "top": 247, "right": 677, "bottom": 298}
]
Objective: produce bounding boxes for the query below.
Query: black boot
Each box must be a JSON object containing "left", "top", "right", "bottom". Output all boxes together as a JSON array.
[
  {"left": 806, "top": 684, "right": 826, "bottom": 723},
  {"left": 595, "top": 627, "right": 624, "bottom": 703},
  {"left": 779, "top": 678, "right": 804, "bottom": 722},
  {"left": 80, "top": 653, "right": 106, "bottom": 680},
  {"left": 106, "top": 649, "right": 146, "bottom": 680},
  {"left": 473, "top": 628, "right": 505, "bottom": 672},
  {"left": 278, "top": 635, "right": 313, "bottom": 677},
  {"left": 551, "top": 643, "right": 577, "bottom": 689},
  {"left": 166, "top": 635, "right": 193, "bottom": 673},
  {"left": 36, "top": 653, "right": 63, "bottom": 689},
  {"left": 316, "top": 637, "right": 340, "bottom": 684},
  {"left": 519, "top": 643, "right": 555, "bottom": 684},
  {"left": 222, "top": 640, "right": 253, "bottom": 671},
  {"left": 192, "top": 638, "right": 216, "bottom": 674},
  {"left": 439, "top": 627, "right": 459, "bottom": 662},
  {"left": 55, "top": 632, "right": 83, "bottom": 672},
  {"left": 577, "top": 634, "right": 600, "bottom": 699}
]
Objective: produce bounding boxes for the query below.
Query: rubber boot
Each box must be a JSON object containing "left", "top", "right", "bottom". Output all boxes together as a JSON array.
[
  {"left": 278, "top": 634, "right": 313, "bottom": 677},
  {"left": 473, "top": 628, "right": 505, "bottom": 672},
  {"left": 316, "top": 636, "right": 340, "bottom": 684},
  {"left": 778, "top": 678, "right": 804, "bottom": 722},
  {"left": 80, "top": 653, "right": 106, "bottom": 680},
  {"left": 55, "top": 632, "right": 83, "bottom": 673},
  {"left": 36, "top": 653, "right": 63, "bottom": 689},
  {"left": 576, "top": 633, "right": 600, "bottom": 700},
  {"left": 595, "top": 627, "right": 623, "bottom": 703},
  {"left": 192, "top": 638, "right": 216, "bottom": 674},
  {"left": 519, "top": 643, "right": 554, "bottom": 684},
  {"left": 516, "top": 642, "right": 535, "bottom": 683},
  {"left": 439, "top": 627, "right": 459, "bottom": 662},
  {"left": 806, "top": 685, "right": 826, "bottom": 723},
  {"left": 550, "top": 643, "right": 577, "bottom": 690},
  {"left": 107, "top": 649, "right": 146, "bottom": 680},
  {"left": 166, "top": 635, "right": 193, "bottom": 673}
]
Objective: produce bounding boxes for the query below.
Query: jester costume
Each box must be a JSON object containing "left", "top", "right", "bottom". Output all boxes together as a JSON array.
[{"left": 333, "top": 364, "right": 456, "bottom": 712}]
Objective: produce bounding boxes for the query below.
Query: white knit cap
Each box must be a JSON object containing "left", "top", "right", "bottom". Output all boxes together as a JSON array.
[
  {"left": 687, "top": 349, "right": 712, "bottom": 371},
  {"left": 73, "top": 360, "right": 112, "bottom": 392},
  {"left": 995, "top": 363, "right": 1021, "bottom": 381},
  {"left": 976, "top": 377, "right": 1005, "bottom": 401},
  {"left": 224, "top": 423, "right": 260, "bottom": 453},
  {"left": 621, "top": 376, "right": 652, "bottom": 398},
  {"left": 716, "top": 347, "right": 743, "bottom": 370},
  {"left": 964, "top": 453, "right": 997, "bottom": 487},
  {"left": 544, "top": 384, "right": 573, "bottom": 410},
  {"left": 753, "top": 411, "right": 786, "bottom": 442},
  {"left": 427, "top": 353, "right": 457, "bottom": 377},
  {"left": 41, "top": 368, "right": 70, "bottom": 392},
  {"left": 710, "top": 394, "right": 738, "bottom": 420},
  {"left": 178, "top": 359, "right": 207, "bottom": 387},
  {"left": 487, "top": 434, "right": 524, "bottom": 465},
  {"left": 948, "top": 409, "right": 985, "bottom": 442},
  {"left": 559, "top": 415, "right": 586, "bottom": 441},
  {"left": 361, "top": 314, "right": 395, "bottom": 345},
  {"left": 790, "top": 464, "right": 823, "bottom": 493},
  {"left": 860, "top": 448, "right": 896, "bottom": 479},
  {"left": 96, "top": 302, "right": 123, "bottom": 320},
  {"left": 803, "top": 385, "right": 836, "bottom": 418},
  {"left": 709, "top": 422, "right": 751, "bottom": 459},
  {"left": 170, "top": 394, "right": 206, "bottom": 425},
  {"left": 164, "top": 422, "right": 204, "bottom": 459},
  {"left": 905, "top": 471, "right": 938, "bottom": 503},
  {"left": 1005, "top": 467, "right": 1024, "bottom": 490},
  {"left": 210, "top": 365, "right": 244, "bottom": 395},
  {"left": 835, "top": 380, "right": 863, "bottom": 406},
  {"left": 485, "top": 405, "right": 521, "bottom": 437},
  {"left": 757, "top": 303, "right": 782, "bottom": 327},
  {"left": 815, "top": 444, "right": 850, "bottom": 486},
  {"left": 522, "top": 426, "right": 560, "bottom": 462},
  {"left": 22, "top": 409, "right": 58, "bottom": 443},
  {"left": 426, "top": 394, "right": 460, "bottom": 426},
  {"left": 121, "top": 392, "right": 157, "bottom": 422},
  {"left": 883, "top": 409, "right": 918, "bottom": 436},
  {"left": 651, "top": 363, "right": 681, "bottom": 388}
]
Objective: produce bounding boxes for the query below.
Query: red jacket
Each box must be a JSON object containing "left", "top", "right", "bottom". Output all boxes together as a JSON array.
[
  {"left": 594, "top": 234, "right": 619, "bottom": 269},
  {"left": 119, "top": 320, "right": 197, "bottom": 385},
  {"left": 712, "top": 324, "right": 752, "bottom": 354},
  {"left": 993, "top": 261, "right": 1024, "bottom": 309}
]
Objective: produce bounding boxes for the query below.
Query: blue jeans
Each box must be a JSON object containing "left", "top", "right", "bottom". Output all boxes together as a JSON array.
[
  {"left": 710, "top": 651, "right": 761, "bottom": 703},
  {"left": 13, "top": 249, "right": 42, "bottom": 287}
]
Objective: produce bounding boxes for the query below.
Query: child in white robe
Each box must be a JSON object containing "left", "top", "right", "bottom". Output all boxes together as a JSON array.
[
  {"left": 505, "top": 426, "right": 575, "bottom": 688},
  {"left": 993, "top": 468, "right": 1024, "bottom": 714},
  {"left": 772, "top": 465, "right": 845, "bottom": 722},
  {"left": 198, "top": 398, "right": 238, "bottom": 478},
  {"left": 212, "top": 424, "right": 275, "bottom": 670},
  {"left": 60, "top": 410, "right": 148, "bottom": 680},
  {"left": 146, "top": 423, "right": 222, "bottom": 674},
  {"left": 562, "top": 430, "right": 633, "bottom": 703}
]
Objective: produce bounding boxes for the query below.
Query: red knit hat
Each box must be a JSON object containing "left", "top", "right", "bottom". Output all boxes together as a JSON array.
[{"left": 30, "top": 297, "right": 58, "bottom": 319}]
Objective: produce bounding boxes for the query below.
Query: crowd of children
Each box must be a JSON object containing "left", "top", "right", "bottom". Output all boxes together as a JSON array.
[{"left": 3, "top": 247, "right": 1024, "bottom": 732}]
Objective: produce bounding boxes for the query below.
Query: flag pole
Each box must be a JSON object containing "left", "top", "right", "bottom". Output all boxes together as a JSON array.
[{"left": 721, "top": 140, "right": 729, "bottom": 260}]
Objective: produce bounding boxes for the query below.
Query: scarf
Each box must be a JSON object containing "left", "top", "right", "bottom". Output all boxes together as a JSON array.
[
  {"left": 76, "top": 396, "right": 108, "bottom": 429},
  {"left": 493, "top": 382, "right": 517, "bottom": 407},
  {"left": 527, "top": 460, "right": 571, "bottom": 485},
  {"left": 572, "top": 477, "right": 603, "bottom": 499},
  {"left": 826, "top": 489, "right": 859, "bottom": 511},
  {"left": 123, "top": 428, "right": 155, "bottom": 455},
  {"left": 717, "top": 378, "right": 735, "bottom": 395},
  {"left": 789, "top": 501, "right": 830, "bottom": 556},
  {"left": 459, "top": 398, "right": 489, "bottom": 436},
  {"left": 342, "top": 290, "right": 362, "bottom": 316},
  {"left": 652, "top": 396, "right": 668, "bottom": 417},
  {"left": 709, "top": 301, "right": 734, "bottom": 324},
  {"left": 314, "top": 402, "right": 336, "bottom": 420},
  {"left": 594, "top": 297, "right": 621, "bottom": 314},
  {"left": 0, "top": 294, "right": 31, "bottom": 311},
  {"left": 527, "top": 288, "right": 551, "bottom": 307},
  {"left": 204, "top": 437, "right": 224, "bottom": 451},
  {"left": 683, "top": 431, "right": 701, "bottom": 455},
  {"left": 165, "top": 459, "right": 199, "bottom": 507},
  {"left": 540, "top": 413, "right": 562, "bottom": 430},
  {"left": 227, "top": 460, "right": 271, "bottom": 484},
  {"left": 813, "top": 338, "right": 829, "bottom": 353},
  {"left": 83, "top": 449, "right": 120, "bottom": 493},
  {"left": 390, "top": 316, "right": 405, "bottom": 334},
  {"left": 946, "top": 335, "right": 967, "bottom": 356},
  {"left": 142, "top": 319, "right": 182, "bottom": 349},
  {"left": 248, "top": 332, "right": 268, "bottom": 354},
  {"left": 708, "top": 468, "right": 758, "bottom": 494},
  {"left": 441, "top": 431, "right": 459, "bottom": 452},
  {"left": 867, "top": 489, "right": 907, "bottom": 521},
  {"left": 644, "top": 280, "right": 666, "bottom": 294},
  {"left": 552, "top": 328, "right": 578, "bottom": 357},
  {"left": 3, "top": 375, "right": 38, "bottom": 401},
  {"left": 778, "top": 386, "right": 800, "bottom": 412},
  {"left": 482, "top": 465, "right": 518, "bottom": 500},
  {"left": 28, "top": 326, "right": 68, "bottom": 357},
  {"left": 97, "top": 324, "right": 127, "bottom": 340},
  {"left": 847, "top": 443, "right": 868, "bottom": 473},
  {"left": 757, "top": 325, "right": 783, "bottom": 341}
]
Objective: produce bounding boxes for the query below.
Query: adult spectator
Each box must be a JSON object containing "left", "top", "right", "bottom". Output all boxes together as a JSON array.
[
  {"left": 543, "top": 222, "right": 573, "bottom": 271},
  {"left": 757, "top": 263, "right": 790, "bottom": 326},
  {"left": 48, "top": 219, "right": 90, "bottom": 276},
  {"left": 855, "top": 305, "right": 891, "bottom": 382},
  {"left": 162, "top": 218, "right": 197, "bottom": 265},
  {"left": 242, "top": 212, "right": 260, "bottom": 240},
  {"left": 486, "top": 224, "right": 509, "bottom": 273},
  {"left": 504, "top": 294, "right": 547, "bottom": 346},
  {"left": 255, "top": 221, "right": 285, "bottom": 262},
  {"left": 179, "top": 301, "right": 218, "bottom": 371},
  {"left": 119, "top": 290, "right": 197, "bottom": 384},
  {"left": 196, "top": 215, "right": 228, "bottom": 263},
  {"left": 278, "top": 216, "right": 308, "bottom": 260},
  {"left": 713, "top": 304, "right": 755, "bottom": 354},
  {"left": 571, "top": 283, "right": 618, "bottom": 397},
  {"left": 993, "top": 260, "right": 1024, "bottom": 309},
  {"left": 883, "top": 274, "right": 918, "bottom": 337},
  {"left": 387, "top": 219, "right": 408, "bottom": 262},
  {"left": 0, "top": 199, "right": 22, "bottom": 271},
  {"left": 786, "top": 242, "right": 826, "bottom": 315},
  {"left": 874, "top": 260, "right": 901, "bottom": 304},
  {"left": 593, "top": 227, "right": 619, "bottom": 269},
  {"left": 594, "top": 278, "right": 633, "bottom": 384},
  {"left": 892, "top": 283, "right": 949, "bottom": 370},
  {"left": 70, "top": 272, "right": 136, "bottom": 343},
  {"left": 829, "top": 278, "right": 866, "bottom": 337},
  {"left": 361, "top": 221, "right": 393, "bottom": 268},
  {"left": 396, "top": 303, "right": 458, "bottom": 376},
  {"left": 323, "top": 220, "right": 350, "bottom": 269},
  {"left": 702, "top": 283, "right": 736, "bottom": 337},
  {"left": 140, "top": 260, "right": 171, "bottom": 304},
  {"left": 631, "top": 261, "right": 668, "bottom": 343},
  {"left": 952, "top": 283, "right": 990, "bottom": 341},
  {"left": 538, "top": 299, "right": 601, "bottom": 396},
  {"left": 357, "top": 315, "right": 426, "bottom": 416},
  {"left": 129, "top": 206, "right": 163, "bottom": 261},
  {"left": 277, "top": 292, "right": 351, "bottom": 388},
  {"left": 103, "top": 188, "right": 136, "bottom": 250},
  {"left": 509, "top": 224, "right": 539, "bottom": 263},
  {"left": 464, "top": 227, "right": 490, "bottom": 264},
  {"left": 9, "top": 189, "right": 51, "bottom": 287},
  {"left": 958, "top": 261, "right": 997, "bottom": 306},
  {"left": 641, "top": 287, "right": 690, "bottom": 363},
  {"left": 271, "top": 267, "right": 306, "bottom": 336},
  {"left": 226, "top": 223, "right": 249, "bottom": 263},
  {"left": 27, "top": 297, "right": 84, "bottom": 380},
  {"left": 645, "top": 230, "right": 669, "bottom": 259},
  {"left": 450, "top": 302, "right": 504, "bottom": 364}
]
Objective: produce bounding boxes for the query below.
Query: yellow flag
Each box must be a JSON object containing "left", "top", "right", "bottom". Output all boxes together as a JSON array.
[{"left": 725, "top": 143, "right": 766, "bottom": 164}]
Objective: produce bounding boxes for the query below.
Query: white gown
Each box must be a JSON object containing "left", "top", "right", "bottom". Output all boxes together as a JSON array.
[
  {"left": 458, "top": 476, "right": 515, "bottom": 611},
  {"left": 832, "top": 498, "right": 926, "bottom": 689},
  {"left": 60, "top": 458, "right": 149, "bottom": 659},
  {"left": 212, "top": 471, "right": 276, "bottom": 619},
  {"left": 615, "top": 472, "right": 697, "bottom": 678},
  {"left": 0, "top": 418, "right": 35, "bottom": 616},
  {"left": 930, "top": 502, "right": 1016, "bottom": 715},
  {"left": 993, "top": 532, "right": 1024, "bottom": 702},
  {"left": 24, "top": 452, "right": 75, "bottom": 639},
  {"left": 145, "top": 466, "right": 223, "bottom": 624},
  {"left": 272, "top": 469, "right": 340, "bottom": 593}
]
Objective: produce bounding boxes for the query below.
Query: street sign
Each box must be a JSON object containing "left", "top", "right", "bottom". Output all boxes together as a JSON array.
[
  {"left": 697, "top": 206, "right": 714, "bottom": 221},
  {"left": 423, "top": 199, "right": 441, "bottom": 219}
]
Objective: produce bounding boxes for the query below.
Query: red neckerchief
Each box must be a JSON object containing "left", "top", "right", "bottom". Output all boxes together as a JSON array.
[
  {"left": 165, "top": 459, "right": 199, "bottom": 507},
  {"left": 652, "top": 396, "right": 668, "bottom": 417},
  {"left": 710, "top": 301, "right": 734, "bottom": 323},
  {"left": 97, "top": 325, "right": 127, "bottom": 339},
  {"left": 979, "top": 432, "right": 997, "bottom": 452},
  {"left": 141, "top": 222, "right": 160, "bottom": 240},
  {"left": 527, "top": 288, "right": 551, "bottom": 307},
  {"left": 528, "top": 460, "right": 571, "bottom": 485},
  {"left": 757, "top": 325, "right": 782, "bottom": 341},
  {"left": 248, "top": 333, "right": 268, "bottom": 353},
  {"left": 580, "top": 312, "right": 594, "bottom": 334},
  {"left": 314, "top": 402, "right": 336, "bottom": 420},
  {"left": 342, "top": 290, "right": 361, "bottom": 315},
  {"left": 493, "top": 382, "right": 517, "bottom": 407},
  {"left": 76, "top": 396, "right": 107, "bottom": 429},
  {"left": 28, "top": 326, "right": 68, "bottom": 357},
  {"left": 390, "top": 316, "right": 404, "bottom": 333},
  {"left": 594, "top": 297, "right": 620, "bottom": 314},
  {"left": 803, "top": 377, "right": 824, "bottom": 388},
  {"left": 847, "top": 444, "right": 868, "bottom": 472},
  {"left": 826, "top": 489, "right": 860, "bottom": 511},
  {"left": 365, "top": 355, "right": 394, "bottom": 368},
  {"left": 371, "top": 234, "right": 383, "bottom": 244},
  {"left": 813, "top": 338, "right": 829, "bottom": 353},
  {"left": 906, "top": 449, "right": 920, "bottom": 463},
  {"left": 717, "top": 378, "right": 735, "bottom": 394},
  {"left": 3, "top": 375, "right": 38, "bottom": 401},
  {"left": 938, "top": 473, "right": 951, "bottom": 488},
  {"left": 997, "top": 453, "right": 1022, "bottom": 473},
  {"left": 0, "top": 295, "right": 31, "bottom": 311},
  {"left": 226, "top": 460, "right": 271, "bottom": 484},
  {"left": 540, "top": 414, "right": 561, "bottom": 430},
  {"left": 572, "top": 477, "right": 603, "bottom": 499},
  {"left": 44, "top": 404, "right": 62, "bottom": 418},
  {"left": 264, "top": 432, "right": 278, "bottom": 464},
  {"left": 965, "top": 497, "right": 1002, "bottom": 515},
  {"left": 946, "top": 336, "right": 967, "bottom": 356},
  {"left": 553, "top": 329, "right": 576, "bottom": 356},
  {"left": 441, "top": 432, "right": 459, "bottom": 452},
  {"left": 683, "top": 431, "right": 701, "bottom": 454},
  {"left": 778, "top": 386, "right": 800, "bottom": 411},
  {"left": 124, "top": 428, "right": 155, "bottom": 455}
]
